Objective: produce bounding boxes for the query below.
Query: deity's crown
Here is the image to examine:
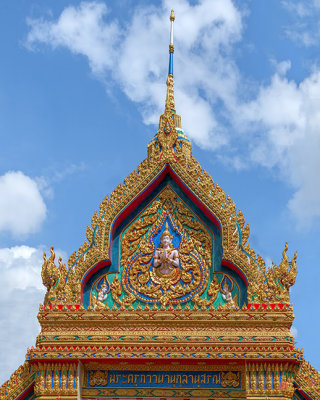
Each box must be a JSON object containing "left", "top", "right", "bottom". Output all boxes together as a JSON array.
[
  {"left": 223, "top": 281, "right": 230, "bottom": 291},
  {"left": 161, "top": 222, "right": 173, "bottom": 240},
  {"left": 101, "top": 280, "right": 107, "bottom": 289}
]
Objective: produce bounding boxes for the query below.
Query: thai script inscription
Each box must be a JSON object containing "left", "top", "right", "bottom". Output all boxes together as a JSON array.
[{"left": 88, "top": 370, "right": 241, "bottom": 389}]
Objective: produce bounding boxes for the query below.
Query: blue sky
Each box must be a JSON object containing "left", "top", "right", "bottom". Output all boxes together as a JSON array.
[{"left": 1, "top": 0, "right": 320, "bottom": 383}]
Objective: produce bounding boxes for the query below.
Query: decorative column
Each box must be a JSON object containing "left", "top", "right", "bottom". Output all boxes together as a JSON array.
[{"left": 246, "top": 362, "right": 298, "bottom": 400}]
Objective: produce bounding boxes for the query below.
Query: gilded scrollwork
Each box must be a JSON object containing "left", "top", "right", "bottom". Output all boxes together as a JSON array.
[
  {"left": 295, "top": 359, "right": 320, "bottom": 400},
  {"left": 41, "top": 246, "right": 80, "bottom": 305},
  {"left": 41, "top": 10, "right": 298, "bottom": 310},
  {"left": 247, "top": 242, "right": 297, "bottom": 303},
  {"left": 221, "top": 371, "right": 240, "bottom": 388},
  {"left": 89, "top": 370, "right": 109, "bottom": 386},
  {"left": 112, "top": 186, "right": 214, "bottom": 308}
]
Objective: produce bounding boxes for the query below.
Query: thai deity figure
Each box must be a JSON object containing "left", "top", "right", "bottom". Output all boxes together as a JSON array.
[
  {"left": 92, "top": 280, "right": 108, "bottom": 311},
  {"left": 221, "top": 281, "right": 235, "bottom": 309},
  {"left": 153, "top": 222, "right": 179, "bottom": 277}
]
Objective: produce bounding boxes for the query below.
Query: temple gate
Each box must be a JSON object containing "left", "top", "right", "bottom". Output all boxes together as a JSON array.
[{"left": 1, "top": 10, "right": 320, "bottom": 400}]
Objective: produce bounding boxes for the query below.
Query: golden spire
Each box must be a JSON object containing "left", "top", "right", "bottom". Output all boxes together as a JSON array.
[
  {"left": 162, "top": 9, "right": 181, "bottom": 128},
  {"left": 147, "top": 9, "right": 192, "bottom": 163}
]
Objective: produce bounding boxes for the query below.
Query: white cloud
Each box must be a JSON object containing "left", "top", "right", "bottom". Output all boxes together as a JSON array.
[
  {"left": 290, "top": 325, "right": 298, "bottom": 338},
  {"left": 281, "top": 0, "right": 320, "bottom": 46},
  {"left": 0, "top": 171, "right": 47, "bottom": 237},
  {"left": 24, "top": 1, "right": 320, "bottom": 226},
  {"left": 271, "top": 59, "right": 292, "bottom": 76},
  {"left": 0, "top": 245, "right": 68, "bottom": 384},
  {"left": 0, "top": 246, "right": 45, "bottom": 383},
  {"left": 238, "top": 70, "right": 320, "bottom": 226},
  {"left": 26, "top": 2, "right": 120, "bottom": 75},
  {"left": 26, "top": 0, "right": 243, "bottom": 149}
]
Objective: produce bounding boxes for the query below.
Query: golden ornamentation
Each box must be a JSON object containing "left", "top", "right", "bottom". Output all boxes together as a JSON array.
[
  {"left": 220, "top": 371, "right": 240, "bottom": 388},
  {"left": 295, "top": 359, "right": 320, "bottom": 400},
  {"left": 0, "top": 363, "right": 34, "bottom": 400},
  {"left": 247, "top": 242, "right": 297, "bottom": 303},
  {"left": 89, "top": 370, "right": 108, "bottom": 386},
  {"left": 59, "top": 132, "right": 298, "bottom": 309},
  {"left": 7, "top": 10, "right": 320, "bottom": 400},
  {"left": 33, "top": 362, "right": 77, "bottom": 397},
  {"left": 41, "top": 246, "right": 80, "bottom": 304},
  {"left": 110, "top": 186, "right": 214, "bottom": 308}
]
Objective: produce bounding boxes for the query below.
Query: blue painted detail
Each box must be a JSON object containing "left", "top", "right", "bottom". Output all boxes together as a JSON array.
[
  {"left": 83, "top": 174, "right": 247, "bottom": 308},
  {"left": 59, "top": 370, "right": 62, "bottom": 389},
  {"left": 17, "top": 385, "right": 35, "bottom": 400},
  {"left": 272, "top": 372, "right": 274, "bottom": 389},
  {"left": 88, "top": 370, "right": 242, "bottom": 389},
  {"left": 169, "top": 52, "right": 173, "bottom": 75}
]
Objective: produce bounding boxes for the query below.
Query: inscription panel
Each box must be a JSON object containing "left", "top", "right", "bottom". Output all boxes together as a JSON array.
[{"left": 87, "top": 370, "right": 241, "bottom": 389}]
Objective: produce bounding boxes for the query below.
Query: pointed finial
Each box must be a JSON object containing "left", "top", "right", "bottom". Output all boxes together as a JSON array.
[
  {"left": 169, "top": 9, "right": 175, "bottom": 75},
  {"left": 147, "top": 10, "right": 192, "bottom": 161},
  {"left": 162, "top": 9, "right": 181, "bottom": 127}
]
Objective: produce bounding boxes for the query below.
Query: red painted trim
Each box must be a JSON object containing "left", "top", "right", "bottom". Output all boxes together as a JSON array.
[
  {"left": 80, "top": 358, "right": 246, "bottom": 366},
  {"left": 81, "top": 164, "right": 250, "bottom": 293},
  {"left": 16, "top": 382, "right": 34, "bottom": 400},
  {"left": 41, "top": 304, "right": 81, "bottom": 311},
  {"left": 247, "top": 303, "right": 290, "bottom": 310},
  {"left": 81, "top": 260, "right": 111, "bottom": 301},
  {"left": 107, "top": 164, "right": 222, "bottom": 260},
  {"left": 166, "top": 166, "right": 221, "bottom": 230},
  {"left": 293, "top": 383, "right": 313, "bottom": 400},
  {"left": 221, "top": 259, "right": 248, "bottom": 286}
]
